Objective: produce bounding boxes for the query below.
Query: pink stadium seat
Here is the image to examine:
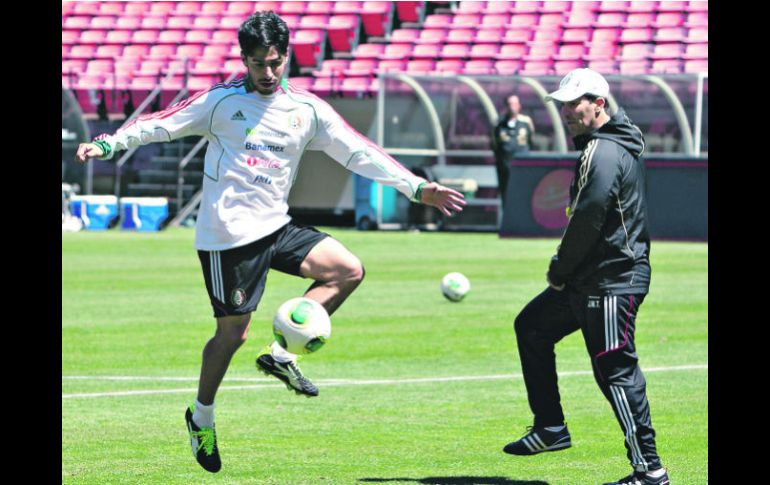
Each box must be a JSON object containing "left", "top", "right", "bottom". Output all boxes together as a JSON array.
[
  {"left": 94, "top": 45, "right": 124, "bottom": 59},
  {"left": 594, "top": 12, "right": 627, "bottom": 27},
  {"left": 201, "top": 2, "right": 228, "bottom": 16},
  {"left": 147, "top": 2, "right": 176, "bottom": 17},
  {"left": 333, "top": 1, "right": 364, "bottom": 14},
  {"left": 288, "top": 76, "right": 315, "bottom": 91},
  {"left": 684, "top": 27, "right": 708, "bottom": 43},
  {"left": 687, "top": 1, "right": 708, "bottom": 11},
  {"left": 598, "top": 1, "right": 629, "bottom": 12},
  {"left": 281, "top": 15, "right": 301, "bottom": 30},
  {"left": 416, "top": 29, "right": 448, "bottom": 44},
  {"left": 188, "top": 75, "right": 218, "bottom": 91},
  {"left": 519, "top": 60, "right": 553, "bottom": 76},
  {"left": 406, "top": 59, "right": 436, "bottom": 74},
  {"left": 390, "top": 29, "right": 420, "bottom": 44},
  {"left": 192, "top": 17, "right": 221, "bottom": 30},
  {"left": 123, "top": 2, "right": 149, "bottom": 16},
  {"left": 327, "top": 15, "right": 361, "bottom": 52},
  {"left": 202, "top": 45, "right": 231, "bottom": 60},
  {"left": 186, "top": 30, "right": 213, "bottom": 44},
  {"left": 223, "top": 59, "right": 247, "bottom": 75},
  {"left": 445, "top": 28, "right": 475, "bottom": 43},
  {"left": 211, "top": 30, "right": 238, "bottom": 45},
  {"left": 475, "top": 28, "right": 504, "bottom": 43},
  {"left": 114, "top": 59, "right": 140, "bottom": 76},
  {"left": 396, "top": 1, "right": 425, "bottom": 22},
  {"left": 72, "top": 2, "right": 100, "bottom": 15},
  {"left": 512, "top": 1, "right": 542, "bottom": 13},
  {"left": 434, "top": 59, "right": 465, "bottom": 74},
  {"left": 79, "top": 30, "right": 107, "bottom": 44},
  {"left": 627, "top": 1, "right": 658, "bottom": 11},
  {"left": 140, "top": 17, "right": 166, "bottom": 30},
  {"left": 309, "top": 77, "right": 336, "bottom": 97},
  {"left": 354, "top": 43, "right": 387, "bottom": 59},
  {"left": 123, "top": 45, "right": 151, "bottom": 59},
  {"left": 306, "top": 2, "right": 334, "bottom": 14},
  {"left": 553, "top": 60, "right": 584, "bottom": 75},
  {"left": 158, "top": 31, "right": 186, "bottom": 44},
  {"left": 539, "top": 13, "right": 565, "bottom": 27},
  {"left": 481, "top": 13, "right": 511, "bottom": 28},
  {"left": 682, "top": 43, "right": 708, "bottom": 59},
  {"left": 64, "top": 16, "right": 90, "bottom": 30},
  {"left": 501, "top": 28, "right": 533, "bottom": 43},
  {"left": 584, "top": 44, "right": 618, "bottom": 61},
  {"left": 423, "top": 14, "right": 453, "bottom": 29},
  {"left": 130, "top": 76, "right": 160, "bottom": 90},
  {"left": 174, "top": 2, "right": 202, "bottom": 15},
  {"left": 441, "top": 43, "right": 471, "bottom": 59},
  {"left": 146, "top": 45, "right": 177, "bottom": 60},
  {"left": 62, "top": 31, "right": 79, "bottom": 45},
  {"left": 228, "top": 44, "right": 243, "bottom": 59},
  {"left": 572, "top": 1, "right": 601, "bottom": 11},
  {"left": 624, "top": 13, "right": 655, "bottom": 27},
  {"left": 453, "top": 13, "right": 483, "bottom": 28},
  {"left": 411, "top": 43, "right": 443, "bottom": 59},
  {"left": 341, "top": 77, "right": 375, "bottom": 98},
  {"left": 484, "top": 2, "right": 514, "bottom": 14},
  {"left": 299, "top": 15, "right": 329, "bottom": 30},
  {"left": 531, "top": 28, "right": 563, "bottom": 44},
  {"left": 98, "top": 2, "right": 125, "bottom": 15},
  {"left": 565, "top": 10, "right": 596, "bottom": 27},
  {"left": 114, "top": 17, "right": 141, "bottom": 30},
  {"left": 62, "top": 44, "right": 71, "bottom": 58},
  {"left": 655, "top": 12, "right": 685, "bottom": 27},
  {"left": 553, "top": 44, "right": 587, "bottom": 60},
  {"left": 650, "top": 59, "right": 683, "bottom": 74},
  {"left": 494, "top": 59, "right": 524, "bottom": 74},
  {"left": 361, "top": 1, "right": 393, "bottom": 37},
  {"left": 589, "top": 28, "right": 621, "bottom": 44},
  {"left": 562, "top": 28, "right": 592, "bottom": 43},
  {"left": 587, "top": 60, "right": 618, "bottom": 74},
  {"left": 292, "top": 30, "right": 326, "bottom": 68},
  {"left": 191, "top": 59, "right": 222, "bottom": 75},
  {"left": 90, "top": 16, "right": 117, "bottom": 30},
  {"left": 496, "top": 43, "right": 528, "bottom": 59},
  {"left": 525, "top": 43, "right": 559, "bottom": 61},
  {"left": 619, "top": 60, "right": 650, "bottom": 75},
  {"left": 683, "top": 59, "right": 708, "bottom": 73},
  {"left": 313, "top": 59, "right": 351, "bottom": 77},
  {"left": 469, "top": 44, "right": 500, "bottom": 59},
  {"left": 685, "top": 12, "right": 708, "bottom": 27},
  {"left": 177, "top": 45, "right": 205, "bottom": 59},
  {"left": 539, "top": 1, "right": 572, "bottom": 13},
  {"left": 167, "top": 16, "right": 194, "bottom": 30},
  {"left": 657, "top": 1, "right": 687, "bottom": 12},
  {"left": 344, "top": 59, "right": 379, "bottom": 76},
  {"left": 620, "top": 28, "right": 653, "bottom": 43},
  {"left": 464, "top": 59, "right": 495, "bottom": 74},
  {"left": 378, "top": 44, "right": 414, "bottom": 60},
  {"left": 86, "top": 60, "right": 115, "bottom": 75},
  {"left": 280, "top": 2, "right": 307, "bottom": 15},
  {"left": 509, "top": 13, "right": 539, "bottom": 28},
  {"left": 62, "top": 59, "right": 87, "bottom": 75},
  {"left": 457, "top": 1, "right": 486, "bottom": 13},
  {"left": 649, "top": 43, "right": 685, "bottom": 59},
  {"left": 75, "top": 74, "right": 106, "bottom": 90},
  {"left": 220, "top": 16, "right": 245, "bottom": 29},
  {"left": 61, "top": 0, "right": 74, "bottom": 16},
  {"left": 654, "top": 27, "right": 686, "bottom": 42},
  {"left": 225, "top": 2, "right": 256, "bottom": 16},
  {"left": 137, "top": 60, "right": 166, "bottom": 76},
  {"left": 619, "top": 43, "right": 653, "bottom": 60},
  {"left": 377, "top": 59, "right": 407, "bottom": 74}
]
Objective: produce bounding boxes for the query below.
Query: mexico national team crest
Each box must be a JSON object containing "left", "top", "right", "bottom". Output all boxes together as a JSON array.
[
  {"left": 288, "top": 112, "right": 304, "bottom": 130},
  {"left": 231, "top": 288, "right": 246, "bottom": 307}
]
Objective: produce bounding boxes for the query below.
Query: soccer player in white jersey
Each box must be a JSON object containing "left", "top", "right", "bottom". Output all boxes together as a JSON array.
[{"left": 75, "top": 11, "right": 466, "bottom": 473}]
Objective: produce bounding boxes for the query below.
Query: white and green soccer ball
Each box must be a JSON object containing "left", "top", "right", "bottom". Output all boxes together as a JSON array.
[
  {"left": 272, "top": 297, "right": 331, "bottom": 354},
  {"left": 441, "top": 272, "right": 470, "bottom": 302}
]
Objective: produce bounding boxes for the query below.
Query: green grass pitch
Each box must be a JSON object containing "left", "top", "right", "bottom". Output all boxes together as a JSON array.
[{"left": 62, "top": 228, "right": 707, "bottom": 484}]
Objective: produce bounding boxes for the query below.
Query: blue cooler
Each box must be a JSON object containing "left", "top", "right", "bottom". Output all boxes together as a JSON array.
[
  {"left": 120, "top": 197, "right": 169, "bottom": 232},
  {"left": 70, "top": 195, "right": 119, "bottom": 230}
]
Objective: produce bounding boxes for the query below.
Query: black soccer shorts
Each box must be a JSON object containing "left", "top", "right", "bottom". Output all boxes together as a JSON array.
[{"left": 197, "top": 222, "right": 329, "bottom": 317}]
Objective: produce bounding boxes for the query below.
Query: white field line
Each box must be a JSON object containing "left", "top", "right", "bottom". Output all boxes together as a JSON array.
[{"left": 62, "top": 364, "right": 707, "bottom": 399}]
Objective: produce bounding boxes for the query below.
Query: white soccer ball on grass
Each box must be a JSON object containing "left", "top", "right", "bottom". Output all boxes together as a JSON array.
[
  {"left": 272, "top": 297, "right": 332, "bottom": 354},
  {"left": 441, "top": 272, "right": 471, "bottom": 302}
]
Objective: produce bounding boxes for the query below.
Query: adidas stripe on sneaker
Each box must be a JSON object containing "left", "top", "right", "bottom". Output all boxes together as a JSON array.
[{"left": 503, "top": 425, "right": 572, "bottom": 456}]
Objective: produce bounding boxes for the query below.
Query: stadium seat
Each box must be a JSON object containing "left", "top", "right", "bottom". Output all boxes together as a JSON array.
[
  {"left": 223, "top": 59, "right": 247, "bottom": 76},
  {"left": 333, "top": 1, "right": 364, "bottom": 14},
  {"left": 191, "top": 59, "right": 222, "bottom": 75},
  {"left": 114, "top": 17, "right": 142, "bottom": 30},
  {"left": 687, "top": 1, "right": 708, "bottom": 11},
  {"left": 220, "top": 16, "right": 245, "bottom": 29},
  {"left": 89, "top": 16, "right": 117, "bottom": 30},
  {"left": 376, "top": 59, "right": 407, "bottom": 74},
  {"left": 147, "top": 2, "right": 176, "bottom": 17},
  {"left": 587, "top": 60, "right": 618, "bottom": 74},
  {"left": 69, "top": 45, "right": 97, "bottom": 59},
  {"left": 114, "top": 59, "right": 140, "bottom": 77},
  {"left": 79, "top": 30, "right": 107, "bottom": 44},
  {"left": 158, "top": 31, "right": 186, "bottom": 45},
  {"left": 136, "top": 60, "right": 166, "bottom": 76},
  {"left": 167, "top": 16, "right": 194, "bottom": 30},
  {"left": 361, "top": 2, "right": 394, "bottom": 37},
  {"left": 62, "top": 59, "right": 88, "bottom": 75},
  {"left": 649, "top": 43, "right": 685, "bottom": 59},
  {"left": 562, "top": 28, "right": 592, "bottom": 43},
  {"left": 512, "top": 1, "right": 542, "bottom": 14},
  {"left": 475, "top": 28, "right": 505, "bottom": 43},
  {"left": 584, "top": 44, "right": 618, "bottom": 61},
  {"left": 188, "top": 75, "right": 219, "bottom": 91},
  {"left": 682, "top": 43, "right": 708, "bottom": 60},
  {"left": 292, "top": 30, "right": 326, "bottom": 69},
  {"left": 225, "top": 2, "right": 256, "bottom": 17},
  {"left": 147, "top": 45, "right": 177, "bottom": 61},
  {"left": 539, "top": 1, "right": 572, "bottom": 13},
  {"left": 327, "top": 15, "right": 361, "bottom": 53},
  {"left": 469, "top": 44, "right": 500, "bottom": 60},
  {"left": 494, "top": 59, "right": 524, "bottom": 74},
  {"left": 553, "top": 44, "right": 587, "bottom": 60},
  {"left": 434, "top": 59, "right": 466, "bottom": 74},
  {"left": 618, "top": 59, "right": 650, "bottom": 74},
  {"left": 396, "top": 1, "right": 425, "bottom": 23},
  {"left": 192, "top": 17, "right": 221, "bottom": 30},
  {"left": 463, "top": 59, "right": 495, "bottom": 75},
  {"left": 594, "top": 12, "right": 627, "bottom": 27},
  {"left": 306, "top": 2, "right": 334, "bottom": 14},
  {"left": 445, "top": 28, "right": 475, "bottom": 44},
  {"left": 530, "top": 28, "right": 563, "bottom": 44},
  {"left": 299, "top": 15, "right": 330, "bottom": 30},
  {"left": 341, "top": 77, "right": 375, "bottom": 98},
  {"left": 496, "top": 43, "right": 528, "bottom": 60},
  {"left": 202, "top": 45, "right": 231, "bottom": 60},
  {"left": 655, "top": 12, "right": 685, "bottom": 27},
  {"left": 353, "top": 43, "right": 387, "bottom": 59},
  {"left": 624, "top": 13, "right": 655, "bottom": 27},
  {"left": 525, "top": 43, "right": 559, "bottom": 61},
  {"left": 174, "top": 2, "right": 202, "bottom": 15},
  {"left": 589, "top": 28, "right": 620, "bottom": 45},
  {"left": 313, "top": 59, "right": 352, "bottom": 78},
  {"left": 280, "top": 2, "right": 307, "bottom": 15},
  {"left": 344, "top": 59, "right": 379, "bottom": 76},
  {"left": 684, "top": 27, "right": 708, "bottom": 43},
  {"left": 177, "top": 45, "right": 205, "bottom": 60},
  {"left": 502, "top": 28, "right": 533, "bottom": 43},
  {"left": 411, "top": 43, "right": 443, "bottom": 59},
  {"left": 539, "top": 13, "right": 565, "bottom": 27},
  {"left": 379, "top": 44, "right": 414, "bottom": 60},
  {"left": 140, "top": 17, "right": 166, "bottom": 30},
  {"left": 553, "top": 60, "right": 585, "bottom": 75},
  {"left": 423, "top": 14, "right": 454, "bottom": 29},
  {"left": 509, "top": 13, "right": 539, "bottom": 28},
  {"left": 683, "top": 59, "right": 708, "bottom": 73},
  {"left": 281, "top": 15, "right": 301, "bottom": 30},
  {"left": 564, "top": 10, "right": 597, "bottom": 27},
  {"left": 627, "top": 1, "right": 659, "bottom": 12},
  {"left": 416, "top": 29, "right": 448, "bottom": 44},
  {"left": 406, "top": 59, "right": 437, "bottom": 74},
  {"left": 619, "top": 28, "right": 653, "bottom": 43},
  {"left": 72, "top": 2, "right": 100, "bottom": 15},
  {"left": 186, "top": 30, "right": 213, "bottom": 44},
  {"left": 97, "top": 2, "right": 125, "bottom": 15},
  {"left": 123, "top": 45, "right": 151, "bottom": 59},
  {"left": 94, "top": 45, "right": 124, "bottom": 60},
  {"left": 62, "top": 30, "right": 79, "bottom": 45},
  {"left": 288, "top": 76, "right": 315, "bottom": 92},
  {"left": 619, "top": 43, "right": 653, "bottom": 60},
  {"left": 654, "top": 27, "right": 686, "bottom": 42},
  {"left": 453, "top": 13, "right": 483, "bottom": 29},
  {"left": 685, "top": 11, "right": 708, "bottom": 27},
  {"left": 519, "top": 60, "right": 553, "bottom": 76},
  {"left": 657, "top": 1, "right": 688, "bottom": 12},
  {"left": 597, "top": 1, "right": 629, "bottom": 12},
  {"left": 651, "top": 59, "right": 683, "bottom": 74},
  {"left": 481, "top": 13, "right": 511, "bottom": 28},
  {"left": 200, "top": 2, "right": 228, "bottom": 16},
  {"left": 441, "top": 43, "right": 471, "bottom": 59},
  {"left": 390, "top": 29, "right": 420, "bottom": 44},
  {"left": 122, "top": 2, "right": 148, "bottom": 16},
  {"left": 211, "top": 30, "right": 238, "bottom": 45}
]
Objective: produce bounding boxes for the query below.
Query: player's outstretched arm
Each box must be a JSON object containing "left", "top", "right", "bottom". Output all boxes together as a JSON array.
[
  {"left": 75, "top": 143, "right": 105, "bottom": 163},
  {"left": 418, "top": 182, "right": 467, "bottom": 216}
]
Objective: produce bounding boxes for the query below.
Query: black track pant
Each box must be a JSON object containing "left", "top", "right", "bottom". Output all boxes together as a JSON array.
[{"left": 514, "top": 287, "right": 662, "bottom": 472}]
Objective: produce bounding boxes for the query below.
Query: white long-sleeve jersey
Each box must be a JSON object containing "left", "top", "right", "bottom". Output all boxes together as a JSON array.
[{"left": 96, "top": 77, "right": 427, "bottom": 250}]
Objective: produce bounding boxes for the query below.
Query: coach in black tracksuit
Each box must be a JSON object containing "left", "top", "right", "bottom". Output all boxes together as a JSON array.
[{"left": 503, "top": 69, "right": 669, "bottom": 485}]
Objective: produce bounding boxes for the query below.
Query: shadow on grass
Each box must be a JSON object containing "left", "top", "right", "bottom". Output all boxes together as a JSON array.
[{"left": 359, "top": 477, "right": 549, "bottom": 485}]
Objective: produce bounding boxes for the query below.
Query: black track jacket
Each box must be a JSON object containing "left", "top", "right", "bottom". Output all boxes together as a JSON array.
[{"left": 547, "top": 108, "right": 651, "bottom": 295}]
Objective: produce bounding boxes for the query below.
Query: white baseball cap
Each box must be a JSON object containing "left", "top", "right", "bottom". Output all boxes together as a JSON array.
[{"left": 545, "top": 68, "right": 610, "bottom": 103}]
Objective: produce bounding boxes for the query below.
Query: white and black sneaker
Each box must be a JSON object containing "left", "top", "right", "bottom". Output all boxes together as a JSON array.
[
  {"left": 503, "top": 425, "right": 572, "bottom": 455},
  {"left": 256, "top": 353, "right": 319, "bottom": 397},
  {"left": 185, "top": 405, "right": 221, "bottom": 473},
  {"left": 603, "top": 469, "right": 670, "bottom": 485}
]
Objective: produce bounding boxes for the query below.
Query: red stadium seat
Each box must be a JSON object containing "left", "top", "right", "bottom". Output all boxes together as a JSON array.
[
  {"left": 587, "top": 60, "right": 618, "bottom": 74},
  {"left": 328, "top": 15, "right": 362, "bottom": 52},
  {"left": 682, "top": 43, "right": 708, "bottom": 60},
  {"left": 281, "top": 15, "right": 301, "bottom": 30},
  {"left": 379, "top": 44, "right": 414, "bottom": 60},
  {"left": 177, "top": 45, "right": 205, "bottom": 59},
  {"left": 525, "top": 43, "right": 559, "bottom": 61},
  {"left": 654, "top": 27, "right": 686, "bottom": 42},
  {"left": 223, "top": 59, "right": 247, "bottom": 76},
  {"left": 539, "top": 1, "right": 572, "bottom": 13},
  {"left": 313, "top": 59, "right": 351, "bottom": 78},
  {"left": 376, "top": 60, "right": 407, "bottom": 74},
  {"left": 530, "top": 28, "right": 563, "bottom": 44},
  {"left": 147, "top": 2, "right": 176, "bottom": 17},
  {"left": 684, "top": 12, "right": 708, "bottom": 27},
  {"left": 624, "top": 13, "right": 655, "bottom": 27},
  {"left": 683, "top": 59, "right": 708, "bottom": 73},
  {"left": 396, "top": 2, "right": 425, "bottom": 23},
  {"left": 361, "top": 1, "right": 394, "bottom": 37},
  {"left": 211, "top": 30, "right": 238, "bottom": 45},
  {"left": 539, "top": 13, "right": 565, "bottom": 27},
  {"left": 649, "top": 43, "right": 685, "bottom": 59},
  {"left": 445, "top": 28, "right": 475, "bottom": 44},
  {"left": 687, "top": 1, "right": 708, "bottom": 11},
  {"left": 288, "top": 76, "right": 315, "bottom": 92},
  {"left": 146, "top": 45, "right": 177, "bottom": 61},
  {"left": 98, "top": 2, "right": 125, "bottom": 15},
  {"left": 619, "top": 60, "right": 650, "bottom": 74},
  {"left": 341, "top": 77, "right": 375, "bottom": 98},
  {"left": 589, "top": 28, "right": 620, "bottom": 44},
  {"left": 684, "top": 27, "right": 708, "bottom": 43},
  {"left": 484, "top": 2, "right": 514, "bottom": 14},
  {"left": 280, "top": 2, "right": 307, "bottom": 15},
  {"left": 309, "top": 77, "right": 336, "bottom": 97},
  {"left": 291, "top": 30, "right": 326, "bottom": 68},
  {"left": 411, "top": 43, "right": 443, "bottom": 59},
  {"left": 191, "top": 59, "right": 222, "bottom": 75},
  {"left": 114, "top": 59, "right": 140, "bottom": 76},
  {"left": 458, "top": 1, "right": 485, "bottom": 13},
  {"left": 219, "top": 16, "right": 245, "bottom": 29},
  {"left": 655, "top": 12, "right": 685, "bottom": 27},
  {"left": 452, "top": 13, "right": 483, "bottom": 29},
  {"left": 62, "top": 59, "right": 87, "bottom": 75},
  {"left": 519, "top": 60, "right": 553, "bottom": 76},
  {"left": 136, "top": 60, "right": 166, "bottom": 76},
  {"left": 188, "top": 75, "right": 219, "bottom": 91},
  {"left": 202, "top": 45, "right": 231, "bottom": 60},
  {"left": 85, "top": 60, "right": 115, "bottom": 76},
  {"left": 584, "top": 44, "right": 618, "bottom": 61},
  {"left": 494, "top": 59, "right": 524, "bottom": 74},
  {"left": 657, "top": 1, "right": 688, "bottom": 12},
  {"left": 469, "top": 44, "right": 500, "bottom": 60},
  {"left": 62, "top": 31, "right": 79, "bottom": 45},
  {"left": 201, "top": 2, "right": 228, "bottom": 16},
  {"left": 501, "top": 28, "right": 533, "bottom": 43},
  {"left": 597, "top": 1, "right": 629, "bottom": 12},
  {"left": 225, "top": 2, "right": 256, "bottom": 16},
  {"left": 594, "top": 12, "right": 627, "bottom": 27},
  {"left": 415, "top": 29, "right": 448, "bottom": 44},
  {"left": 619, "top": 43, "right": 653, "bottom": 60},
  {"left": 140, "top": 17, "right": 166, "bottom": 30},
  {"left": 564, "top": 10, "right": 596, "bottom": 27},
  {"left": 353, "top": 43, "right": 387, "bottom": 59},
  {"left": 123, "top": 2, "right": 149, "bottom": 16},
  {"left": 72, "top": 2, "right": 100, "bottom": 15}
]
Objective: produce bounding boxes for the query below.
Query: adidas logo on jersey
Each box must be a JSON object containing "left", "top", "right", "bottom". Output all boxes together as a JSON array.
[{"left": 231, "top": 110, "right": 247, "bottom": 121}]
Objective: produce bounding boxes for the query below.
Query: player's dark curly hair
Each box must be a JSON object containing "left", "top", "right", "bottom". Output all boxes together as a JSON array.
[{"left": 238, "top": 11, "right": 290, "bottom": 56}]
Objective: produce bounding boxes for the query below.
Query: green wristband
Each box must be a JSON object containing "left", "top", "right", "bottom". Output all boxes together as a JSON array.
[
  {"left": 92, "top": 140, "right": 112, "bottom": 158},
  {"left": 414, "top": 181, "right": 427, "bottom": 202}
]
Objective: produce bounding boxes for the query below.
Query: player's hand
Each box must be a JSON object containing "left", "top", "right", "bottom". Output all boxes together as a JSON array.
[
  {"left": 75, "top": 143, "right": 105, "bottom": 163},
  {"left": 419, "top": 182, "right": 467, "bottom": 216}
]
